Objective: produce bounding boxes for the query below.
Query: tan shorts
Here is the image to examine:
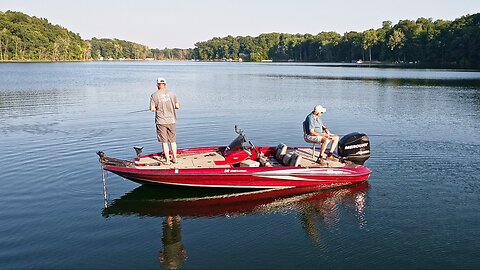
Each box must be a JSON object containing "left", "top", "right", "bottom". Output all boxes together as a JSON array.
[
  {"left": 305, "top": 134, "right": 325, "bottom": 143},
  {"left": 305, "top": 134, "right": 338, "bottom": 143},
  {"left": 156, "top": 123, "right": 176, "bottom": 143}
]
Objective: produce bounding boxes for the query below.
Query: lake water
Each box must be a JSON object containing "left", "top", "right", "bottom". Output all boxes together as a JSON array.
[{"left": 1, "top": 62, "right": 479, "bottom": 269}]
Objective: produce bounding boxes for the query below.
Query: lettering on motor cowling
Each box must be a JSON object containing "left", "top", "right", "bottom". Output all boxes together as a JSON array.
[{"left": 344, "top": 143, "right": 369, "bottom": 150}]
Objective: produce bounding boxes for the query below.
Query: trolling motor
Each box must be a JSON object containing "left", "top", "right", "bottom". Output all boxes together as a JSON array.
[
  {"left": 338, "top": 132, "right": 370, "bottom": 165},
  {"left": 96, "top": 151, "right": 135, "bottom": 167},
  {"left": 133, "top": 147, "right": 144, "bottom": 157}
]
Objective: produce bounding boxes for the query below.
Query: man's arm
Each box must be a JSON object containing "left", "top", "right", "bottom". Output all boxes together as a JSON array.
[
  {"left": 310, "top": 128, "right": 329, "bottom": 137},
  {"left": 173, "top": 94, "right": 180, "bottom": 109},
  {"left": 322, "top": 125, "right": 336, "bottom": 138},
  {"left": 322, "top": 125, "right": 331, "bottom": 134},
  {"left": 149, "top": 96, "right": 156, "bottom": 112}
]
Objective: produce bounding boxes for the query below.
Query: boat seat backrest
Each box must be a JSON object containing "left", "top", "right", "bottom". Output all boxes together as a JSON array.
[
  {"left": 275, "top": 143, "right": 288, "bottom": 161},
  {"left": 282, "top": 153, "right": 293, "bottom": 166},
  {"left": 289, "top": 152, "right": 303, "bottom": 167}
]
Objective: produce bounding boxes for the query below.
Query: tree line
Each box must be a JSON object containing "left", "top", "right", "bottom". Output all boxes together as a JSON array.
[
  {"left": 89, "top": 38, "right": 151, "bottom": 60},
  {"left": 0, "top": 10, "right": 88, "bottom": 61},
  {"left": 1, "top": 10, "right": 479, "bottom": 68},
  {"left": 0, "top": 10, "right": 191, "bottom": 61},
  {"left": 194, "top": 13, "right": 480, "bottom": 68}
]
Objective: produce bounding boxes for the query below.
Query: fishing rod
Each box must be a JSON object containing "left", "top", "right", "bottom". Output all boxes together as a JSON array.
[
  {"left": 126, "top": 110, "right": 395, "bottom": 138},
  {"left": 337, "top": 134, "right": 396, "bottom": 137},
  {"left": 128, "top": 109, "right": 150, "bottom": 114}
]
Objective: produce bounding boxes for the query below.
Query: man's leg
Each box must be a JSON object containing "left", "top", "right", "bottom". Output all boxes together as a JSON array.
[
  {"left": 157, "top": 124, "right": 170, "bottom": 163},
  {"left": 162, "top": 142, "right": 170, "bottom": 163},
  {"left": 329, "top": 135, "right": 339, "bottom": 154},
  {"left": 171, "top": 142, "right": 177, "bottom": 162},
  {"left": 168, "top": 124, "right": 177, "bottom": 163},
  {"left": 319, "top": 137, "right": 329, "bottom": 159}
]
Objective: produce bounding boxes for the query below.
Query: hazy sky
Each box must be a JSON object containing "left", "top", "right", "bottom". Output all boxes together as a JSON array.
[{"left": 1, "top": 0, "right": 479, "bottom": 49}]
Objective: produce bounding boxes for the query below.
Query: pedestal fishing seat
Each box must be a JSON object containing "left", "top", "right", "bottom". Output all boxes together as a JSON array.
[{"left": 304, "top": 136, "right": 319, "bottom": 158}]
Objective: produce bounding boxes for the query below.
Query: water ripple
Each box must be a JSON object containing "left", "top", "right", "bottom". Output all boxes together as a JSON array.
[{"left": 1, "top": 62, "right": 480, "bottom": 269}]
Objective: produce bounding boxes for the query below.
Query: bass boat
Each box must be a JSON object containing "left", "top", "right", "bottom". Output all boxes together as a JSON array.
[{"left": 97, "top": 126, "right": 371, "bottom": 189}]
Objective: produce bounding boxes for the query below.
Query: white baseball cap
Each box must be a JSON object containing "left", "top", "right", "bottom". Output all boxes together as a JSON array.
[
  {"left": 314, "top": 104, "right": 326, "bottom": 113},
  {"left": 156, "top": 77, "right": 166, "bottom": 84}
]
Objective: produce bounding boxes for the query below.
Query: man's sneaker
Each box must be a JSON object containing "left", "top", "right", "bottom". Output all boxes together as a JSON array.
[
  {"left": 317, "top": 158, "right": 327, "bottom": 166},
  {"left": 326, "top": 156, "right": 339, "bottom": 162},
  {"left": 326, "top": 153, "right": 339, "bottom": 162}
]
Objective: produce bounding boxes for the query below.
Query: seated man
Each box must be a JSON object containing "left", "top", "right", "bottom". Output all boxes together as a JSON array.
[{"left": 303, "top": 105, "right": 339, "bottom": 163}]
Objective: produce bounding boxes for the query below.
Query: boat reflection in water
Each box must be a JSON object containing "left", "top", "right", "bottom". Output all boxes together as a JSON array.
[{"left": 102, "top": 183, "right": 368, "bottom": 268}]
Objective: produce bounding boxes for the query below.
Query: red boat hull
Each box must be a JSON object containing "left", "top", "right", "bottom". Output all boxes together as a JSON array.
[
  {"left": 102, "top": 145, "right": 371, "bottom": 189},
  {"left": 105, "top": 164, "right": 371, "bottom": 189}
]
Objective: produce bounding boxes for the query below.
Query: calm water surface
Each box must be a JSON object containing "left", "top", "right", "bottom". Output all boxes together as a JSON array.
[{"left": 1, "top": 62, "right": 480, "bottom": 269}]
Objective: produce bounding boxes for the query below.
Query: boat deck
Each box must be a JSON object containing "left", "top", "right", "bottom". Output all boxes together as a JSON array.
[
  {"left": 135, "top": 151, "right": 229, "bottom": 168},
  {"left": 135, "top": 147, "right": 344, "bottom": 169},
  {"left": 295, "top": 148, "right": 344, "bottom": 167}
]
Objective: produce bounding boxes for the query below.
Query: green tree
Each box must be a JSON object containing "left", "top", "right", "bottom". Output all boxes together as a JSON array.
[
  {"left": 0, "top": 10, "right": 88, "bottom": 61},
  {"left": 362, "top": 29, "right": 380, "bottom": 62},
  {"left": 388, "top": 29, "right": 406, "bottom": 62}
]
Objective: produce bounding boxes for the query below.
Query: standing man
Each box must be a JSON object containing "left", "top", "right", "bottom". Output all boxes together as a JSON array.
[
  {"left": 150, "top": 77, "right": 180, "bottom": 165},
  {"left": 303, "top": 105, "right": 339, "bottom": 163}
]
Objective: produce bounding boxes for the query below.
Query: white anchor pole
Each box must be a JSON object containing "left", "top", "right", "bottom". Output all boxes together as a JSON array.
[{"left": 101, "top": 165, "right": 108, "bottom": 209}]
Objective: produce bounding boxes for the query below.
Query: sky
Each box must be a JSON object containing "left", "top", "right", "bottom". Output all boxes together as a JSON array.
[{"left": 1, "top": 0, "right": 480, "bottom": 49}]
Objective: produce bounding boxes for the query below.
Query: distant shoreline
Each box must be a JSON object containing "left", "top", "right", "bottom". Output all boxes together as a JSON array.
[
  {"left": 1, "top": 59, "right": 478, "bottom": 70},
  {"left": 2, "top": 11, "right": 480, "bottom": 69}
]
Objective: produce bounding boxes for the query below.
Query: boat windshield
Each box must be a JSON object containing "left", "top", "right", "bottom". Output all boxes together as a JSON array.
[
  {"left": 227, "top": 133, "right": 247, "bottom": 152},
  {"left": 224, "top": 126, "right": 248, "bottom": 155}
]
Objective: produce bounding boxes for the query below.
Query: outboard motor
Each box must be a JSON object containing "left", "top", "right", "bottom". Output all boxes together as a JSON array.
[{"left": 338, "top": 132, "right": 370, "bottom": 165}]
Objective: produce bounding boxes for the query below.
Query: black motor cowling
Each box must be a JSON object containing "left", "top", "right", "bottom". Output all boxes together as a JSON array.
[{"left": 338, "top": 132, "right": 370, "bottom": 165}]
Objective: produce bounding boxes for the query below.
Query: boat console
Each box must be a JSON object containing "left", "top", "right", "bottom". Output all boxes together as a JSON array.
[{"left": 223, "top": 126, "right": 259, "bottom": 161}]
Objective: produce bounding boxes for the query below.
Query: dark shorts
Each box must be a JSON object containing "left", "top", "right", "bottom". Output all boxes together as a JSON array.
[{"left": 156, "top": 123, "right": 176, "bottom": 143}]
